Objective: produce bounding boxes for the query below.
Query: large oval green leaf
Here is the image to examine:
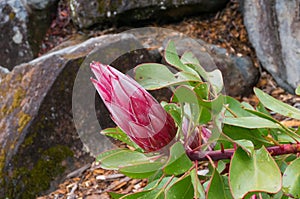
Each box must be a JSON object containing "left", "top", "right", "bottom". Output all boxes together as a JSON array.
[
  {"left": 229, "top": 147, "right": 281, "bottom": 198},
  {"left": 254, "top": 87, "right": 300, "bottom": 120},
  {"left": 282, "top": 157, "right": 300, "bottom": 198},
  {"left": 134, "top": 63, "right": 200, "bottom": 90}
]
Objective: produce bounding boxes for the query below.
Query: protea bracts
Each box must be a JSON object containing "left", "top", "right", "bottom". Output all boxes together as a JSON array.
[{"left": 90, "top": 62, "right": 177, "bottom": 152}]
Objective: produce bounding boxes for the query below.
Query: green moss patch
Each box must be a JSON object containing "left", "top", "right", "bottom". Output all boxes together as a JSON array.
[{"left": 5, "top": 145, "right": 73, "bottom": 199}]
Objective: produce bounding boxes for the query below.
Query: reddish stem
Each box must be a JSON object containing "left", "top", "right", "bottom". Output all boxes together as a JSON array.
[{"left": 188, "top": 143, "right": 300, "bottom": 161}]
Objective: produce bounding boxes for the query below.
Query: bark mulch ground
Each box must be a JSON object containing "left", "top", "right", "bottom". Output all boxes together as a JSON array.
[{"left": 38, "top": 1, "right": 300, "bottom": 198}]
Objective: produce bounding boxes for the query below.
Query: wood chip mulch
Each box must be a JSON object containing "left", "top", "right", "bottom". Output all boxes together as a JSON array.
[{"left": 38, "top": 0, "right": 300, "bottom": 198}]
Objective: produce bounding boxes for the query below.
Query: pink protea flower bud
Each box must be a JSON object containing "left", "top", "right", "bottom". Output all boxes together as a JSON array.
[{"left": 90, "top": 62, "right": 177, "bottom": 152}]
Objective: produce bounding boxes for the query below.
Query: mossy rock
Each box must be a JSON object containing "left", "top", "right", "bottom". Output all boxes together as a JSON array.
[
  {"left": 0, "top": 33, "right": 148, "bottom": 198},
  {"left": 5, "top": 145, "right": 73, "bottom": 199}
]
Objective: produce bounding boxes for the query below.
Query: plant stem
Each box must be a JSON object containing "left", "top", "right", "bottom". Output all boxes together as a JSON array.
[{"left": 187, "top": 143, "right": 300, "bottom": 161}]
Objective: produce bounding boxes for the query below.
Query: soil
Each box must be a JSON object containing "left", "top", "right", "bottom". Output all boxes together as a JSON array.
[{"left": 37, "top": 0, "right": 300, "bottom": 198}]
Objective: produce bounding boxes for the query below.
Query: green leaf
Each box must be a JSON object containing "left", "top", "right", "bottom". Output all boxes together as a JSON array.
[
  {"left": 234, "top": 140, "right": 254, "bottom": 156},
  {"left": 96, "top": 149, "right": 124, "bottom": 162},
  {"left": 222, "top": 125, "right": 272, "bottom": 146},
  {"left": 245, "top": 108, "right": 300, "bottom": 140},
  {"left": 229, "top": 147, "right": 281, "bottom": 198},
  {"left": 164, "top": 142, "right": 193, "bottom": 176},
  {"left": 216, "top": 160, "right": 227, "bottom": 174},
  {"left": 256, "top": 102, "right": 271, "bottom": 116},
  {"left": 121, "top": 177, "right": 176, "bottom": 199},
  {"left": 244, "top": 109, "right": 278, "bottom": 124},
  {"left": 194, "top": 82, "right": 209, "bottom": 100},
  {"left": 162, "top": 102, "right": 182, "bottom": 126},
  {"left": 101, "top": 127, "right": 141, "bottom": 150},
  {"left": 271, "top": 190, "right": 289, "bottom": 199},
  {"left": 241, "top": 102, "right": 255, "bottom": 110},
  {"left": 164, "top": 41, "right": 200, "bottom": 77},
  {"left": 191, "top": 168, "right": 206, "bottom": 199},
  {"left": 282, "top": 157, "right": 300, "bottom": 198},
  {"left": 180, "top": 51, "right": 201, "bottom": 66},
  {"left": 119, "top": 161, "right": 164, "bottom": 179},
  {"left": 120, "top": 190, "right": 152, "bottom": 199},
  {"left": 140, "top": 177, "right": 178, "bottom": 199},
  {"left": 193, "top": 83, "right": 212, "bottom": 124},
  {"left": 140, "top": 189, "right": 164, "bottom": 199},
  {"left": 97, "top": 149, "right": 150, "bottom": 170},
  {"left": 165, "top": 175, "right": 194, "bottom": 199},
  {"left": 224, "top": 96, "right": 252, "bottom": 117},
  {"left": 181, "top": 53, "right": 223, "bottom": 95},
  {"left": 207, "top": 170, "right": 234, "bottom": 199},
  {"left": 134, "top": 63, "right": 200, "bottom": 90},
  {"left": 172, "top": 85, "right": 201, "bottom": 125},
  {"left": 199, "top": 107, "right": 212, "bottom": 124},
  {"left": 223, "top": 117, "right": 280, "bottom": 129},
  {"left": 296, "top": 85, "right": 300, "bottom": 95},
  {"left": 109, "top": 192, "right": 125, "bottom": 199},
  {"left": 207, "top": 69, "right": 224, "bottom": 94},
  {"left": 197, "top": 94, "right": 224, "bottom": 114},
  {"left": 144, "top": 176, "right": 177, "bottom": 190},
  {"left": 181, "top": 58, "right": 208, "bottom": 82},
  {"left": 254, "top": 87, "right": 300, "bottom": 120}
]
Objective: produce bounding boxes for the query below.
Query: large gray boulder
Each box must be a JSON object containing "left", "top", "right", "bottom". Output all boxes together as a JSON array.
[
  {"left": 243, "top": 0, "right": 300, "bottom": 93},
  {"left": 0, "top": 0, "right": 58, "bottom": 70},
  {"left": 0, "top": 33, "right": 151, "bottom": 198},
  {"left": 70, "top": 0, "right": 229, "bottom": 29}
]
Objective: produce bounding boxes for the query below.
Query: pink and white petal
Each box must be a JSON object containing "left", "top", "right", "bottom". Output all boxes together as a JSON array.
[
  {"left": 91, "top": 78, "right": 112, "bottom": 102},
  {"left": 109, "top": 103, "right": 134, "bottom": 134},
  {"left": 128, "top": 121, "right": 153, "bottom": 139}
]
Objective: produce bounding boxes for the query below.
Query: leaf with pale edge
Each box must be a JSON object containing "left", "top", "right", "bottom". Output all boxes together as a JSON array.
[
  {"left": 282, "top": 157, "right": 300, "bottom": 198},
  {"left": 254, "top": 87, "right": 300, "bottom": 120},
  {"left": 229, "top": 147, "right": 281, "bottom": 198}
]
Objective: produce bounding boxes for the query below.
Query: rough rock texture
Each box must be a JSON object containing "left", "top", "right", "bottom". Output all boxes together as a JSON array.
[
  {"left": 0, "top": 33, "right": 153, "bottom": 198},
  {"left": 70, "top": 0, "right": 229, "bottom": 29},
  {"left": 0, "top": 0, "right": 58, "bottom": 70},
  {"left": 243, "top": 0, "right": 300, "bottom": 93}
]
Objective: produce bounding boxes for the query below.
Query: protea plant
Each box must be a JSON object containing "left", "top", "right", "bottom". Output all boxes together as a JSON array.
[
  {"left": 90, "top": 62, "right": 177, "bottom": 152},
  {"left": 182, "top": 117, "right": 214, "bottom": 159}
]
